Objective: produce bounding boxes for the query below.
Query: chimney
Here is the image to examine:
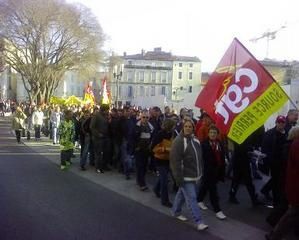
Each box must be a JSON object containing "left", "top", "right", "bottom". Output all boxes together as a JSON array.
[
  {"left": 141, "top": 49, "right": 145, "bottom": 56},
  {"left": 123, "top": 52, "right": 127, "bottom": 57}
]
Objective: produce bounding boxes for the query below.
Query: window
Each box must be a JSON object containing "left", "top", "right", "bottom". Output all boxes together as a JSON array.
[
  {"left": 161, "top": 86, "right": 166, "bottom": 96},
  {"left": 139, "top": 71, "right": 144, "bottom": 82},
  {"left": 128, "top": 61, "right": 132, "bottom": 65},
  {"left": 189, "top": 72, "right": 193, "bottom": 80},
  {"left": 151, "top": 86, "right": 155, "bottom": 96},
  {"left": 178, "top": 72, "right": 182, "bottom": 79},
  {"left": 146, "top": 86, "right": 149, "bottom": 96},
  {"left": 127, "top": 71, "right": 133, "bottom": 82},
  {"left": 139, "top": 86, "right": 144, "bottom": 96},
  {"left": 128, "top": 86, "right": 133, "bottom": 98},
  {"left": 189, "top": 63, "right": 193, "bottom": 68},
  {"left": 179, "top": 63, "right": 183, "bottom": 67},
  {"left": 161, "top": 72, "right": 167, "bottom": 83},
  {"left": 151, "top": 72, "right": 156, "bottom": 82},
  {"left": 189, "top": 86, "right": 192, "bottom": 93}
]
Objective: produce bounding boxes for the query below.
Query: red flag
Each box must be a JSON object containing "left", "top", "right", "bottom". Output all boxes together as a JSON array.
[
  {"left": 195, "top": 38, "right": 289, "bottom": 144},
  {"left": 84, "top": 82, "right": 95, "bottom": 106},
  {"left": 102, "top": 78, "right": 110, "bottom": 105}
]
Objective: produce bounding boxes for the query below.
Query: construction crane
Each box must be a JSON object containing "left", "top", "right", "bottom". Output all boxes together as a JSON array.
[{"left": 250, "top": 24, "right": 287, "bottom": 58}]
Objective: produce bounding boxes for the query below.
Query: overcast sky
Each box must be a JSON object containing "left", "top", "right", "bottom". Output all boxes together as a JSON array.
[{"left": 69, "top": 0, "right": 299, "bottom": 71}]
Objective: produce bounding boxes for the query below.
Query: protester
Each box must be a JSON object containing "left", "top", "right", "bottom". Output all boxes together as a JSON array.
[
  {"left": 195, "top": 113, "right": 213, "bottom": 141},
  {"left": 31, "top": 106, "right": 44, "bottom": 141},
  {"left": 11, "top": 106, "right": 27, "bottom": 143},
  {"left": 265, "top": 126, "right": 299, "bottom": 240},
  {"left": 109, "top": 108, "right": 122, "bottom": 169},
  {"left": 173, "top": 108, "right": 190, "bottom": 137},
  {"left": 229, "top": 127, "right": 262, "bottom": 206},
  {"left": 120, "top": 106, "right": 136, "bottom": 180},
  {"left": 152, "top": 118, "right": 175, "bottom": 207},
  {"left": 50, "top": 106, "right": 61, "bottom": 144},
  {"left": 197, "top": 125, "right": 227, "bottom": 220},
  {"left": 79, "top": 109, "right": 92, "bottom": 170},
  {"left": 285, "top": 109, "right": 298, "bottom": 134},
  {"left": 161, "top": 106, "right": 173, "bottom": 120},
  {"left": 58, "top": 110, "right": 75, "bottom": 171},
  {"left": 90, "top": 104, "right": 110, "bottom": 173},
  {"left": 134, "top": 110, "right": 154, "bottom": 191},
  {"left": 149, "top": 106, "right": 162, "bottom": 173},
  {"left": 261, "top": 115, "right": 287, "bottom": 226},
  {"left": 170, "top": 119, "right": 208, "bottom": 231},
  {"left": 0, "top": 99, "right": 5, "bottom": 117}
]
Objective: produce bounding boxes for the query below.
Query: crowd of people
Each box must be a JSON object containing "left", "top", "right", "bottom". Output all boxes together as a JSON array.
[
  {"left": 6, "top": 100, "right": 299, "bottom": 238},
  {"left": 0, "top": 99, "right": 13, "bottom": 117}
]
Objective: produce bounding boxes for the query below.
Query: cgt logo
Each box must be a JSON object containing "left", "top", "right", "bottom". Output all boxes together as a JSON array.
[{"left": 214, "top": 68, "right": 258, "bottom": 125}]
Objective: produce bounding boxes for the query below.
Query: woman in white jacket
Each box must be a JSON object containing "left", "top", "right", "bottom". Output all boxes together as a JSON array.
[
  {"left": 31, "top": 106, "right": 44, "bottom": 140},
  {"left": 50, "top": 106, "right": 61, "bottom": 144}
]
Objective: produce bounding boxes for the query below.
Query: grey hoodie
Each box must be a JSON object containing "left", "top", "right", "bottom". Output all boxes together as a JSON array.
[{"left": 170, "top": 133, "right": 203, "bottom": 186}]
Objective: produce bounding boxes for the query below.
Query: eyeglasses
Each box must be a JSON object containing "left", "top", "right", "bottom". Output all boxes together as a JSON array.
[{"left": 142, "top": 116, "right": 149, "bottom": 119}]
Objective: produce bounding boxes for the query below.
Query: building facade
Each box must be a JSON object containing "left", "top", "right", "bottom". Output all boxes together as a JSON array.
[{"left": 109, "top": 48, "right": 202, "bottom": 107}]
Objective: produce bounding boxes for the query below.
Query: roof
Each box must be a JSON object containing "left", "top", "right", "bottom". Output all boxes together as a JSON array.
[{"left": 123, "top": 48, "right": 200, "bottom": 62}]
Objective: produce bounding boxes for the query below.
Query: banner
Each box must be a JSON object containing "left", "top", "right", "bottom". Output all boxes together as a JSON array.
[
  {"left": 50, "top": 96, "right": 65, "bottom": 105},
  {"left": 195, "top": 38, "right": 289, "bottom": 144}
]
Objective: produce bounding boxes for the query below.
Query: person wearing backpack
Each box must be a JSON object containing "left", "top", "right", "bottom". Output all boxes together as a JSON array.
[{"left": 152, "top": 118, "right": 175, "bottom": 207}]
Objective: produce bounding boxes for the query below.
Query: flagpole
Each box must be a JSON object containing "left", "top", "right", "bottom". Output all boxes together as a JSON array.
[{"left": 234, "top": 38, "right": 298, "bottom": 110}]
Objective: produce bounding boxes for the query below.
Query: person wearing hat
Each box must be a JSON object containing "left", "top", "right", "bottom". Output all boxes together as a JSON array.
[
  {"left": 261, "top": 115, "right": 288, "bottom": 226},
  {"left": 285, "top": 109, "right": 298, "bottom": 134}
]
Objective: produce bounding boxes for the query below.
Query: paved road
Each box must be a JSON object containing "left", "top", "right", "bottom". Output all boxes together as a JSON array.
[
  {"left": 0, "top": 117, "right": 222, "bottom": 240},
  {"left": 0, "top": 116, "right": 291, "bottom": 240}
]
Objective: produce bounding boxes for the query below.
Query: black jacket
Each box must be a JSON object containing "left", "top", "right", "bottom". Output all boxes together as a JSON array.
[{"left": 201, "top": 139, "right": 225, "bottom": 182}]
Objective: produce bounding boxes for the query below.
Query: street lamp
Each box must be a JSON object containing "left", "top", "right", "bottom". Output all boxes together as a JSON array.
[{"left": 113, "top": 64, "right": 124, "bottom": 108}]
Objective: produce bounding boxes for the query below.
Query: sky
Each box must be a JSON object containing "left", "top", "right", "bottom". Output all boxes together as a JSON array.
[{"left": 69, "top": 0, "right": 299, "bottom": 72}]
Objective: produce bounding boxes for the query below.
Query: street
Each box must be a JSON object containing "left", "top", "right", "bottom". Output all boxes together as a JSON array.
[{"left": 0, "top": 116, "right": 287, "bottom": 240}]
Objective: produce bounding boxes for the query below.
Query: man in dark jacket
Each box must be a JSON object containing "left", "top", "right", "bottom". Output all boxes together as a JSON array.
[
  {"left": 90, "top": 104, "right": 110, "bottom": 173},
  {"left": 110, "top": 108, "right": 122, "bottom": 169},
  {"left": 134, "top": 110, "right": 154, "bottom": 190},
  {"left": 229, "top": 127, "right": 262, "bottom": 206},
  {"left": 261, "top": 116, "right": 288, "bottom": 227},
  {"left": 119, "top": 107, "right": 136, "bottom": 179}
]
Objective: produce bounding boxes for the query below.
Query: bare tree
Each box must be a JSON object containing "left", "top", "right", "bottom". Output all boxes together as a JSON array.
[{"left": 0, "top": 0, "right": 105, "bottom": 104}]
